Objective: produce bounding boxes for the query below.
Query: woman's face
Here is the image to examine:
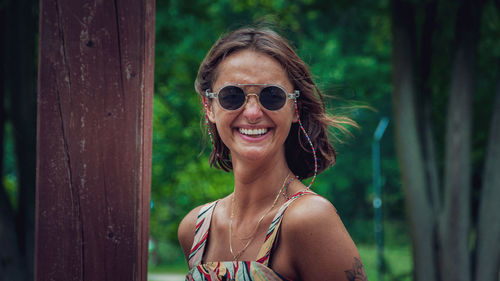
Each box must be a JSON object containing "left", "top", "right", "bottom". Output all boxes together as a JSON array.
[{"left": 206, "top": 49, "right": 297, "bottom": 163}]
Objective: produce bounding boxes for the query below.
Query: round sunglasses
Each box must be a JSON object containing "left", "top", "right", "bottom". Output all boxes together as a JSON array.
[{"left": 205, "top": 84, "right": 300, "bottom": 111}]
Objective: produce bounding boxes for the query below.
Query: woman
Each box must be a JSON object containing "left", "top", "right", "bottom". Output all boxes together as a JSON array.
[{"left": 178, "top": 27, "right": 367, "bottom": 281}]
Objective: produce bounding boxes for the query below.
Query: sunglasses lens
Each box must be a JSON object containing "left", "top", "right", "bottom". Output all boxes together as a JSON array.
[
  {"left": 260, "top": 86, "right": 287, "bottom": 110},
  {"left": 218, "top": 86, "right": 246, "bottom": 110}
]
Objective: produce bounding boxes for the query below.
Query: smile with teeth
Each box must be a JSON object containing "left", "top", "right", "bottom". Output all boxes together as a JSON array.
[{"left": 238, "top": 128, "right": 268, "bottom": 136}]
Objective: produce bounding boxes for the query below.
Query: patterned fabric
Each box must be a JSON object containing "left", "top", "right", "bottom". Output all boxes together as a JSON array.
[{"left": 185, "top": 190, "right": 314, "bottom": 281}]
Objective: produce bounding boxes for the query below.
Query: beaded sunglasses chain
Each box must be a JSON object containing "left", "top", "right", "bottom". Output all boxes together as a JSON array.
[
  {"left": 202, "top": 98, "right": 216, "bottom": 154},
  {"left": 202, "top": 90, "right": 318, "bottom": 189}
]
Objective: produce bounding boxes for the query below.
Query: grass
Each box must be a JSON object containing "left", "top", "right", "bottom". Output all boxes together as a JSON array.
[
  {"left": 148, "top": 263, "right": 188, "bottom": 274},
  {"left": 358, "top": 244, "right": 413, "bottom": 281},
  {"left": 149, "top": 244, "right": 188, "bottom": 274}
]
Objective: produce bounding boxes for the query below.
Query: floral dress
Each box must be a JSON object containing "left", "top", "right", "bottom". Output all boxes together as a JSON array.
[{"left": 185, "top": 191, "right": 314, "bottom": 281}]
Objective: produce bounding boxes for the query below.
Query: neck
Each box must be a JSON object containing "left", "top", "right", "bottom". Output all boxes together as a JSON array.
[{"left": 230, "top": 153, "right": 291, "bottom": 218}]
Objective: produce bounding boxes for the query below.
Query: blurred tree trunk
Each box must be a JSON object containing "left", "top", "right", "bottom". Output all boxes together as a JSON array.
[
  {"left": 416, "top": 0, "right": 441, "bottom": 212},
  {"left": 0, "top": 0, "right": 37, "bottom": 280},
  {"left": 391, "top": 0, "right": 493, "bottom": 280},
  {"left": 391, "top": 0, "right": 438, "bottom": 280},
  {"left": 438, "top": 1, "right": 482, "bottom": 280},
  {"left": 474, "top": 75, "right": 500, "bottom": 281}
]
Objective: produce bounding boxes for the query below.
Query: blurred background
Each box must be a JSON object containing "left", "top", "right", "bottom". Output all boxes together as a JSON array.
[
  {"left": 150, "top": 0, "right": 401, "bottom": 279},
  {"left": 1, "top": 0, "right": 499, "bottom": 281}
]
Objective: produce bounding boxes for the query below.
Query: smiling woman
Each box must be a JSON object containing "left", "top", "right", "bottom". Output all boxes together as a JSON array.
[{"left": 177, "top": 27, "right": 366, "bottom": 281}]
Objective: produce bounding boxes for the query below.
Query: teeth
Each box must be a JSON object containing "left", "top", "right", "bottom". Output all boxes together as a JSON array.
[{"left": 239, "top": 128, "right": 268, "bottom": 136}]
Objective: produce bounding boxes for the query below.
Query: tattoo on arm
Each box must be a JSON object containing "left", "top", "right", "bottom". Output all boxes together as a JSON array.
[{"left": 344, "top": 257, "right": 367, "bottom": 281}]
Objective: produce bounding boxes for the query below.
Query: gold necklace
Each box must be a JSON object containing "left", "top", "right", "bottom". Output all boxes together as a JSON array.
[{"left": 229, "top": 172, "right": 291, "bottom": 261}]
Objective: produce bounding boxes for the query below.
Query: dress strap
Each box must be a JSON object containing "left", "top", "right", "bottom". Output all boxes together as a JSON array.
[
  {"left": 188, "top": 201, "right": 218, "bottom": 268},
  {"left": 256, "top": 190, "right": 316, "bottom": 266}
]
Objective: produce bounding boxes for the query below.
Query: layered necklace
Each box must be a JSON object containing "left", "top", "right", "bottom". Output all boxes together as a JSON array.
[{"left": 229, "top": 172, "right": 295, "bottom": 261}]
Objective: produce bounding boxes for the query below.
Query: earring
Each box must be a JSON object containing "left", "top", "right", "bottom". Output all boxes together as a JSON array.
[{"left": 294, "top": 98, "right": 318, "bottom": 189}]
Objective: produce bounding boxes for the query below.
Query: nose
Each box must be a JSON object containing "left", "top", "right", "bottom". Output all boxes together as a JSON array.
[{"left": 242, "top": 94, "right": 263, "bottom": 122}]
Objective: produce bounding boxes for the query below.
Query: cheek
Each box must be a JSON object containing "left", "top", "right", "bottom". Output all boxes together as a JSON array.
[
  {"left": 211, "top": 106, "right": 225, "bottom": 124},
  {"left": 212, "top": 108, "right": 237, "bottom": 134},
  {"left": 208, "top": 102, "right": 226, "bottom": 124}
]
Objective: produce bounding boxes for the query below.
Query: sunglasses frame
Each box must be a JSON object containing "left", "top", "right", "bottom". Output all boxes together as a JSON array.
[{"left": 205, "top": 84, "right": 300, "bottom": 111}]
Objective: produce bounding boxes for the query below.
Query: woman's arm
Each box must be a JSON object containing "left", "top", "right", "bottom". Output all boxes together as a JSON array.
[
  {"left": 281, "top": 195, "right": 367, "bottom": 281},
  {"left": 178, "top": 206, "right": 203, "bottom": 261}
]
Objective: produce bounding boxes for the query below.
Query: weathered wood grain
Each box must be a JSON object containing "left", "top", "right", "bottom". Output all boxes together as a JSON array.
[{"left": 36, "top": 0, "right": 155, "bottom": 280}]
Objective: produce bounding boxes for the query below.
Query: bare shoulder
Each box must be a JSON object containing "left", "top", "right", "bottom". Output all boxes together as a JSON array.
[
  {"left": 177, "top": 205, "right": 204, "bottom": 261},
  {"left": 281, "top": 194, "right": 340, "bottom": 231},
  {"left": 282, "top": 195, "right": 347, "bottom": 247},
  {"left": 281, "top": 194, "right": 367, "bottom": 281}
]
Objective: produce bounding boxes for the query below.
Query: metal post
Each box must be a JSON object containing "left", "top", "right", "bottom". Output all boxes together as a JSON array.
[{"left": 373, "top": 117, "right": 389, "bottom": 281}]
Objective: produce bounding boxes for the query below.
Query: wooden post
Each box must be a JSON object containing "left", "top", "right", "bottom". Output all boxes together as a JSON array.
[{"left": 35, "top": 0, "right": 155, "bottom": 280}]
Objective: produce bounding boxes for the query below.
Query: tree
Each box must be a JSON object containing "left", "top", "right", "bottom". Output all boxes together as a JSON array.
[{"left": 391, "top": 0, "right": 500, "bottom": 280}]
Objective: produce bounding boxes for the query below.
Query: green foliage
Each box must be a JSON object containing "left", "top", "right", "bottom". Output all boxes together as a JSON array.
[
  {"left": 358, "top": 243, "right": 413, "bottom": 281},
  {"left": 151, "top": 0, "right": 402, "bottom": 267}
]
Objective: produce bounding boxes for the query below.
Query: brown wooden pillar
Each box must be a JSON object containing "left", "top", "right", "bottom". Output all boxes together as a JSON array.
[{"left": 35, "top": 0, "right": 155, "bottom": 280}]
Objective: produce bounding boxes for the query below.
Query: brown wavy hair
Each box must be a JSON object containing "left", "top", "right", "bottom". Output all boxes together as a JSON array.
[{"left": 195, "top": 27, "right": 354, "bottom": 179}]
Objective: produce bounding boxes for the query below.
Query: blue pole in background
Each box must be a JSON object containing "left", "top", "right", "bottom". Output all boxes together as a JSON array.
[{"left": 373, "top": 117, "right": 389, "bottom": 281}]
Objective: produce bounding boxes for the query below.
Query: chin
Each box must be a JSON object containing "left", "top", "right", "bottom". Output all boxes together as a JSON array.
[
  {"left": 239, "top": 146, "right": 285, "bottom": 164},
  {"left": 235, "top": 148, "right": 269, "bottom": 162}
]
